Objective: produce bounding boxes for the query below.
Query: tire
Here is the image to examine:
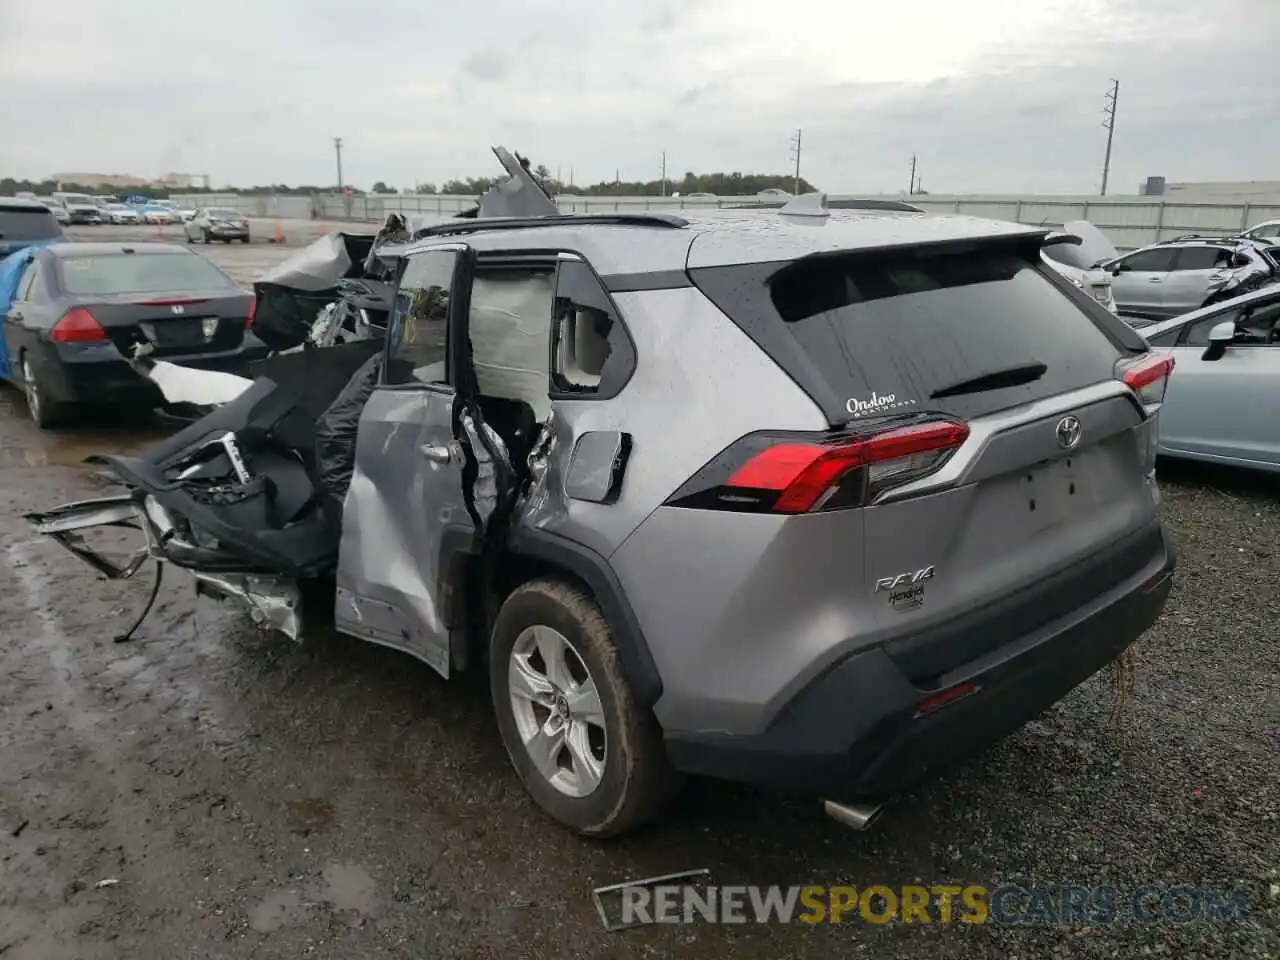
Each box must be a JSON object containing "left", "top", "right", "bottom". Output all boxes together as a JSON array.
[
  {"left": 21, "top": 354, "right": 64, "bottom": 429},
  {"left": 489, "top": 578, "right": 677, "bottom": 837},
  {"left": 202, "top": 229, "right": 211, "bottom": 244},
  {"left": 241, "top": 235, "right": 251, "bottom": 244},
  {"left": 186, "top": 231, "right": 195, "bottom": 244}
]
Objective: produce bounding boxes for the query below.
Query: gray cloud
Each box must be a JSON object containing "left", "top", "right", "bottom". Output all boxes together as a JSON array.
[{"left": 1, "top": 0, "right": 1276, "bottom": 194}]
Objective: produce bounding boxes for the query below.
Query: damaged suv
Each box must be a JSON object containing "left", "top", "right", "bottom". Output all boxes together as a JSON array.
[{"left": 29, "top": 153, "right": 1176, "bottom": 837}]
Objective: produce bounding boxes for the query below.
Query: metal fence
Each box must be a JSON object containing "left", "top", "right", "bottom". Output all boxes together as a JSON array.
[{"left": 170, "top": 191, "right": 1280, "bottom": 250}]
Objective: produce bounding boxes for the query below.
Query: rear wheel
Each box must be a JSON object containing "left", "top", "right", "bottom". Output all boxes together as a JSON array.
[
  {"left": 241, "top": 235, "right": 251, "bottom": 244},
  {"left": 489, "top": 578, "right": 677, "bottom": 837},
  {"left": 21, "top": 354, "right": 64, "bottom": 429},
  {"left": 202, "top": 229, "right": 211, "bottom": 244}
]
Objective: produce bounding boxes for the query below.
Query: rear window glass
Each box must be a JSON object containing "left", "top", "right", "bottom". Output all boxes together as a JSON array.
[
  {"left": 0, "top": 207, "right": 62, "bottom": 241},
  {"left": 692, "top": 247, "right": 1127, "bottom": 422},
  {"left": 208, "top": 209, "right": 240, "bottom": 218},
  {"left": 57, "top": 253, "right": 235, "bottom": 296},
  {"left": 1042, "top": 241, "right": 1094, "bottom": 270}
]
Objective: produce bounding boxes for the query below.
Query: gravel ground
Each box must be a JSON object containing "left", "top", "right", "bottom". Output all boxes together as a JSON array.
[{"left": 0, "top": 229, "right": 1275, "bottom": 959}]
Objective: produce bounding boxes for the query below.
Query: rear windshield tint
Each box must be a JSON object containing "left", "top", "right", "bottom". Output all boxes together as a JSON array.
[
  {"left": 0, "top": 207, "right": 62, "bottom": 241},
  {"left": 691, "top": 245, "right": 1130, "bottom": 423},
  {"left": 1042, "top": 242, "right": 1095, "bottom": 270},
  {"left": 58, "top": 253, "right": 235, "bottom": 296}
]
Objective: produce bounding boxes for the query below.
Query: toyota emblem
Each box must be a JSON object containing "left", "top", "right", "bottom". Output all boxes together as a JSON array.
[
  {"left": 170, "top": 304, "right": 185, "bottom": 315},
  {"left": 1056, "top": 415, "right": 1082, "bottom": 450}
]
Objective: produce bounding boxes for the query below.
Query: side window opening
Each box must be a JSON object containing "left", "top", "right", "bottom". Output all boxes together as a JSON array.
[
  {"left": 386, "top": 249, "right": 455, "bottom": 386},
  {"left": 550, "top": 260, "right": 634, "bottom": 399},
  {"left": 467, "top": 267, "right": 555, "bottom": 421}
]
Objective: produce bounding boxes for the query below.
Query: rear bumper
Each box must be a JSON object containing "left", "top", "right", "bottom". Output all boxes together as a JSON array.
[
  {"left": 30, "top": 335, "right": 270, "bottom": 403},
  {"left": 663, "top": 526, "right": 1175, "bottom": 797}
]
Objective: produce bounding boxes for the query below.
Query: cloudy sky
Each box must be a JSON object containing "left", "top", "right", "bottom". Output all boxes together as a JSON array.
[{"left": 2, "top": 0, "right": 1277, "bottom": 194}]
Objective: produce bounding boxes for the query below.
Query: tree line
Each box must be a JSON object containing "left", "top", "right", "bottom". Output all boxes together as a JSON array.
[{"left": 3, "top": 165, "right": 818, "bottom": 200}]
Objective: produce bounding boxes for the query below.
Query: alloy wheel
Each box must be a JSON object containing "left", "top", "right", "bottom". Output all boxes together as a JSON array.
[{"left": 507, "top": 625, "right": 607, "bottom": 798}]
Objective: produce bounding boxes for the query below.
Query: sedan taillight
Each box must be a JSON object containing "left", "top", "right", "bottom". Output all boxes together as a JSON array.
[{"left": 50, "top": 308, "right": 108, "bottom": 343}]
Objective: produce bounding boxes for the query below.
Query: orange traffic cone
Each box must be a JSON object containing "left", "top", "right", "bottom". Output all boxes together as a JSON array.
[
  {"left": 156, "top": 219, "right": 164, "bottom": 238},
  {"left": 273, "top": 222, "right": 285, "bottom": 245}
]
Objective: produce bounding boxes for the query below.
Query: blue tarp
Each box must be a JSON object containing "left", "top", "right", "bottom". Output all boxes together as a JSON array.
[{"left": 0, "top": 240, "right": 62, "bottom": 381}]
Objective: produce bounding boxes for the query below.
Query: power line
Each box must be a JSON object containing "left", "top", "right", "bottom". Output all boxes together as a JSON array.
[
  {"left": 789, "top": 129, "right": 802, "bottom": 194},
  {"left": 1100, "top": 80, "right": 1119, "bottom": 196}
]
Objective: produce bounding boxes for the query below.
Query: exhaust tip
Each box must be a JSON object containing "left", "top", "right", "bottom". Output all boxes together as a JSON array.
[{"left": 823, "top": 799, "right": 883, "bottom": 831}]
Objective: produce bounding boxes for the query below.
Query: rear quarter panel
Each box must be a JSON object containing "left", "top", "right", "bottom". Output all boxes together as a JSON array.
[{"left": 517, "top": 286, "right": 826, "bottom": 558}]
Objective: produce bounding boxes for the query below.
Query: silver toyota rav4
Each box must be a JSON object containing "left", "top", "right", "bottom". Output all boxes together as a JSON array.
[{"left": 29, "top": 174, "right": 1176, "bottom": 838}]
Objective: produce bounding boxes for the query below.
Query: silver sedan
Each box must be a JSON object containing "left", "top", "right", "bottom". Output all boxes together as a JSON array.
[{"left": 184, "top": 208, "right": 251, "bottom": 244}]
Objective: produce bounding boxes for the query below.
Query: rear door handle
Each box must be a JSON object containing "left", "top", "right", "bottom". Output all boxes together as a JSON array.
[{"left": 420, "top": 442, "right": 455, "bottom": 464}]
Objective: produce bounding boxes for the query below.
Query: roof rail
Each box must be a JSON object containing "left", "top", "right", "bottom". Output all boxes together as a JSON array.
[
  {"left": 416, "top": 212, "right": 689, "bottom": 238},
  {"left": 726, "top": 197, "right": 927, "bottom": 214}
]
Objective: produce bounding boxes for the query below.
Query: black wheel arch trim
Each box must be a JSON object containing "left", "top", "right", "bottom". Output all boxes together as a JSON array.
[{"left": 437, "top": 525, "right": 663, "bottom": 707}]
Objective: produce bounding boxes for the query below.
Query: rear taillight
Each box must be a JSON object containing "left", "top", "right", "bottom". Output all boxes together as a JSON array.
[
  {"left": 244, "top": 298, "right": 256, "bottom": 329},
  {"left": 666, "top": 419, "right": 970, "bottom": 514},
  {"left": 1119, "top": 352, "right": 1174, "bottom": 407},
  {"left": 50, "top": 307, "right": 107, "bottom": 343}
]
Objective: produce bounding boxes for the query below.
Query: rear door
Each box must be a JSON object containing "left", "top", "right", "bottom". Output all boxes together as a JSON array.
[
  {"left": 334, "top": 244, "right": 477, "bottom": 677},
  {"left": 1159, "top": 295, "right": 1280, "bottom": 467},
  {"left": 1161, "top": 245, "right": 1229, "bottom": 316},
  {"left": 1109, "top": 246, "right": 1177, "bottom": 317}
]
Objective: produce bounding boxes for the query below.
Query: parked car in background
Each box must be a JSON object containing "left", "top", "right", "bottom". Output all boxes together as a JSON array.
[
  {"left": 0, "top": 200, "right": 67, "bottom": 381},
  {"left": 53, "top": 192, "right": 104, "bottom": 225},
  {"left": 136, "top": 204, "right": 179, "bottom": 225},
  {"left": 0, "top": 242, "right": 266, "bottom": 427},
  {"left": 176, "top": 208, "right": 198, "bottom": 222},
  {"left": 1101, "top": 237, "right": 1278, "bottom": 320},
  {"left": 1241, "top": 220, "right": 1280, "bottom": 246},
  {"left": 105, "top": 204, "right": 140, "bottom": 225},
  {"left": 184, "top": 208, "right": 250, "bottom": 244},
  {"left": 1135, "top": 284, "right": 1280, "bottom": 472},
  {"left": 1040, "top": 220, "right": 1118, "bottom": 313},
  {"left": 0, "top": 198, "right": 64, "bottom": 259},
  {"left": 39, "top": 199, "right": 71, "bottom": 225}
]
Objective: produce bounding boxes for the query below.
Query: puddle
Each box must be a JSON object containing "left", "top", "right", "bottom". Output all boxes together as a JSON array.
[
  {"left": 0, "top": 427, "right": 168, "bottom": 469},
  {"left": 248, "top": 863, "right": 377, "bottom": 933}
]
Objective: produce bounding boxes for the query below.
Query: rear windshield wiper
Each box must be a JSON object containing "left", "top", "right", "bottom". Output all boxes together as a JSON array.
[{"left": 930, "top": 361, "right": 1048, "bottom": 399}]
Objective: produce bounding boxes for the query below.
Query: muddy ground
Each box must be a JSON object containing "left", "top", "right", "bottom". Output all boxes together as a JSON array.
[{"left": 0, "top": 227, "right": 1276, "bottom": 959}]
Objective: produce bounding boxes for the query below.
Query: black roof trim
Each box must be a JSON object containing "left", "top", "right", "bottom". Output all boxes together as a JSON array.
[{"left": 416, "top": 213, "right": 688, "bottom": 238}]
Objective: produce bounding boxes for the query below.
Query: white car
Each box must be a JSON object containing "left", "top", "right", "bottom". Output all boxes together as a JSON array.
[
  {"left": 176, "top": 208, "right": 197, "bottom": 222},
  {"left": 1241, "top": 220, "right": 1280, "bottom": 246},
  {"left": 105, "top": 204, "right": 140, "bottom": 224},
  {"left": 1041, "top": 220, "right": 1119, "bottom": 314}
]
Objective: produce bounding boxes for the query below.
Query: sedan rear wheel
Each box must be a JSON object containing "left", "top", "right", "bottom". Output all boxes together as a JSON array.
[{"left": 22, "top": 355, "right": 63, "bottom": 429}]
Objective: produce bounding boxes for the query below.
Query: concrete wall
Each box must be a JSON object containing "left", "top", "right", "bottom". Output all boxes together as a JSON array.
[{"left": 170, "top": 191, "right": 1280, "bottom": 251}]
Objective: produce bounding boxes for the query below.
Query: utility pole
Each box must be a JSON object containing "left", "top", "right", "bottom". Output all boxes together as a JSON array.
[
  {"left": 909, "top": 153, "right": 918, "bottom": 194},
  {"left": 333, "top": 137, "right": 344, "bottom": 191},
  {"left": 660, "top": 151, "right": 667, "bottom": 197},
  {"left": 1101, "top": 80, "right": 1119, "bottom": 196},
  {"left": 789, "top": 129, "right": 802, "bottom": 194}
]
